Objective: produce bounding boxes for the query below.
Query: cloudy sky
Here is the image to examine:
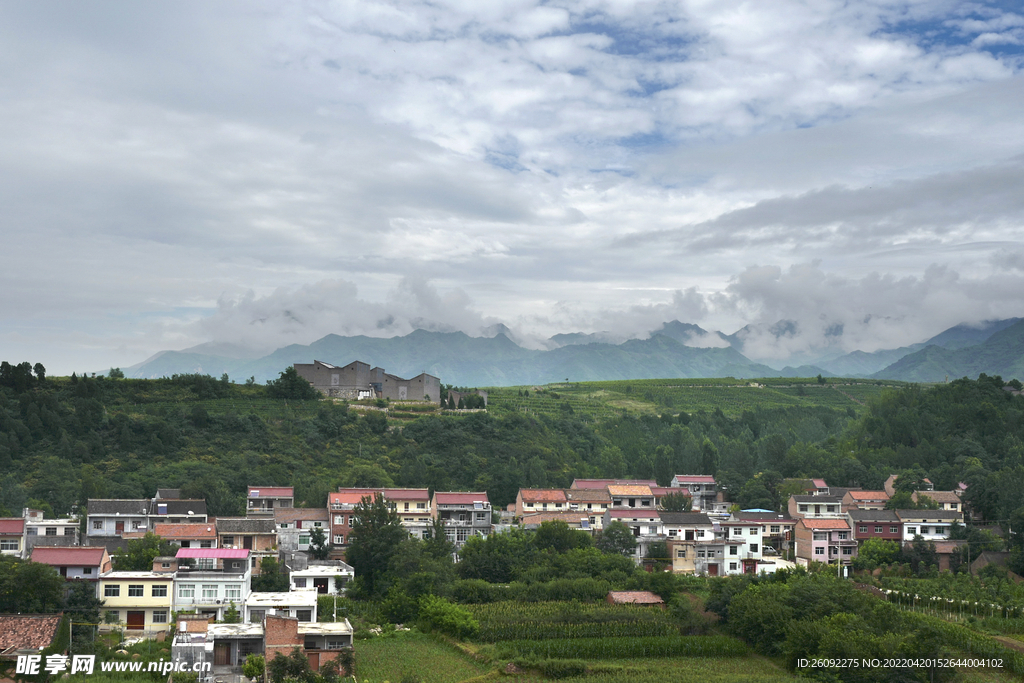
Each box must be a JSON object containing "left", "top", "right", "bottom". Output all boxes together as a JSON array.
[{"left": 2, "top": 0, "right": 1024, "bottom": 373}]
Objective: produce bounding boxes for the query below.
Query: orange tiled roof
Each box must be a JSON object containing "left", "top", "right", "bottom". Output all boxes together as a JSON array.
[
  {"left": 153, "top": 523, "right": 217, "bottom": 538},
  {"left": 0, "top": 614, "right": 62, "bottom": 651},
  {"left": 848, "top": 491, "right": 888, "bottom": 500},
  {"left": 799, "top": 519, "right": 851, "bottom": 529},
  {"left": 607, "top": 591, "right": 664, "bottom": 604},
  {"left": 913, "top": 491, "right": 961, "bottom": 503},
  {"left": 519, "top": 489, "right": 567, "bottom": 503},
  {"left": 607, "top": 485, "right": 653, "bottom": 496}
]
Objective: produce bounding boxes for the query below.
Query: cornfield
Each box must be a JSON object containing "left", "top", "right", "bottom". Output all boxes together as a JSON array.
[{"left": 495, "top": 635, "right": 748, "bottom": 659}]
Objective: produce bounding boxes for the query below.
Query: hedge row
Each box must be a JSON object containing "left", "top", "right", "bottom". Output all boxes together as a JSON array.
[
  {"left": 495, "top": 635, "right": 747, "bottom": 660},
  {"left": 478, "top": 620, "right": 678, "bottom": 642}
]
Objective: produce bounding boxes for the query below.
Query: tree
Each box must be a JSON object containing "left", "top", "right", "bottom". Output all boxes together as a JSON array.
[
  {"left": 113, "top": 533, "right": 180, "bottom": 571},
  {"left": 252, "top": 557, "right": 290, "bottom": 592},
  {"left": 532, "top": 520, "right": 592, "bottom": 553},
  {"left": 659, "top": 491, "right": 693, "bottom": 512},
  {"left": 242, "top": 654, "right": 265, "bottom": 680},
  {"left": 266, "top": 366, "right": 321, "bottom": 400},
  {"left": 851, "top": 538, "right": 899, "bottom": 571},
  {"left": 595, "top": 520, "right": 637, "bottom": 557},
  {"left": 64, "top": 579, "right": 103, "bottom": 644},
  {"left": 308, "top": 525, "right": 330, "bottom": 561},
  {"left": 222, "top": 601, "right": 241, "bottom": 623},
  {"left": 108, "top": 367, "right": 125, "bottom": 379},
  {"left": 0, "top": 556, "right": 65, "bottom": 613},
  {"left": 33, "top": 363, "right": 45, "bottom": 383},
  {"left": 345, "top": 494, "right": 407, "bottom": 597},
  {"left": 423, "top": 517, "right": 455, "bottom": 560}
]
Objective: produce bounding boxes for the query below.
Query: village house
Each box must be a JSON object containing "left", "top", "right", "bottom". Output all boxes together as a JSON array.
[
  {"left": 244, "top": 591, "right": 318, "bottom": 624},
  {"left": 171, "top": 548, "right": 251, "bottom": 622},
  {"left": 884, "top": 474, "right": 933, "bottom": 497},
  {"left": 432, "top": 492, "right": 492, "bottom": 550},
  {"left": 0, "top": 518, "right": 26, "bottom": 558},
  {"left": 570, "top": 479, "right": 656, "bottom": 490},
  {"left": 294, "top": 360, "right": 441, "bottom": 404},
  {"left": 97, "top": 571, "right": 175, "bottom": 635},
  {"left": 602, "top": 509, "right": 662, "bottom": 562},
  {"left": 841, "top": 491, "right": 890, "bottom": 511},
  {"left": 896, "top": 510, "right": 962, "bottom": 543},
  {"left": 520, "top": 512, "right": 594, "bottom": 532},
  {"left": 794, "top": 518, "right": 858, "bottom": 568},
  {"left": 290, "top": 562, "right": 354, "bottom": 595},
  {"left": 732, "top": 511, "right": 796, "bottom": 557},
  {"left": 847, "top": 509, "right": 902, "bottom": 545},
  {"left": 214, "top": 518, "right": 277, "bottom": 572},
  {"left": 30, "top": 546, "right": 111, "bottom": 582},
  {"left": 515, "top": 489, "right": 567, "bottom": 518},
  {"left": 669, "top": 475, "right": 718, "bottom": 511},
  {"left": 275, "top": 508, "right": 329, "bottom": 553},
  {"left": 607, "top": 485, "right": 656, "bottom": 510},
  {"left": 911, "top": 490, "right": 963, "bottom": 512},
  {"left": 788, "top": 495, "right": 844, "bottom": 519},
  {"left": 152, "top": 523, "right": 217, "bottom": 549},
  {"left": 86, "top": 499, "right": 149, "bottom": 539},
  {"left": 23, "top": 509, "right": 79, "bottom": 551},
  {"left": 246, "top": 486, "right": 294, "bottom": 517},
  {"left": 564, "top": 488, "right": 611, "bottom": 519},
  {"left": 147, "top": 497, "right": 207, "bottom": 527}
]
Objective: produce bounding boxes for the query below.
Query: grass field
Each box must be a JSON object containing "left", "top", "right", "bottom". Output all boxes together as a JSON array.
[{"left": 354, "top": 632, "right": 490, "bottom": 683}]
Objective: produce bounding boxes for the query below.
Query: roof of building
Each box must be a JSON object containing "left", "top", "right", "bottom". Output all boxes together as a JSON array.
[
  {"left": 83, "top": 537, "right": 131, "bottom": 554},
  {"left": 734, "top": 512, "right": 796, "bottom": 523},
  {"left": 381, "top": 488, "right": 431, "bottom": 501},
  {"left": 247, "top": 487, "right": 294, "bottom": 498},
  {"left": 571, "top": 479, "right": 656, "bottom": 489},
  {"left": 658, "top": 512, "right": 713, "bottom": 525},
  {"left": 607, "top": 485, "right": 653, "bottom": 496},
  {"left": 0, "top": 518, "right": 25, "bottom": 534},
  {"left": 933, "top": 540, "right": 968, "bottom": 554},
  {"left": 215, "top": 518, "right": 277, "bottom": 534},
  {"left": 99, "top": 571, "right": 173, "bottom": 580},
  {"left": 330, "top": 489, "right": 380, "bottom": 505},
  {"left": 520, "top": 512, "right": 591, "bottom": 526},
  {"left": 298, "top": 621, "right": 354, "bottom": 636},
  {"left": 847, "top": 510, "right": 900, "bottom": 522},
  {"left": 150, "top": 499, "right": 207, "bottom": 516},
  {"left": 791, "top": 495, "right": 842, "bottom": 504},
  {"left": 798, "top": 519, "right": 852, "bottom": 530},
  {"left": 606, "top": 510, "right": 661, "bottom": 520},
  {"left": 155, "top": 489, "right": 181, "bottom": 499},
  {"left": 811, "top": 478, "right": 828, "bottom": 488},
  {"left": 607, "top": 591, "right": 664, "bottom": 605},
  {"left": 0, "top": 614, "right": 62, "bottom": 654},
  {"left": 846, "top": 491, "right": 889, "bottom": 500},
  {"left": 894, "top": 510, "right": 963, "bottom": 521},
  {"left": 434, "top": 492, "right": 490, "bottom": 504},
  {"left": 245, "top": 591, "right": 318, "bottom": 608},
  {"left": 913, "top": 491, "right": 961, "bottom": 504},
  {"left": 518, "top": 489, "right": 567, "bottom": 503},
  {"left": 176, "top": 548, "right": 249, "bottom": 559},
  {"left": 153, "top": 523, "right": 217, "bottom": 539},
  {"left": 564, "top": 489, "right": 612, "bottom": 502},
  {"left": 275, "top": 508, "right": 330, "bottom": 524},
  {"left": 87, "top": 499, "right": 149, "bottom": 516},
  {"left": 207, "top": 623, "right": 263, "bottom": 639},
  {"left": 292, "top": 564, "right": 354, "bottom": 577},
  {"left": 31, "top": 546, "right": 107, "bottom": 566},
  {"left": 672, "top": 475, "right": 716, "bottom": 484}
]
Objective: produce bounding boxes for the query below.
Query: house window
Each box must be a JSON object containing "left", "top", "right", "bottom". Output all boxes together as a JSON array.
[
  {"left": 296, "top": 609, "right": 312, "bottom": 622},
  {"left": 859, "top": 526, "right": 868, "bottom": 533},
  {"left": 161, "top": 562, "right": 171, "bottom": 569},
  {"left": 749, "top": 544, "right": 758, "bottom": 553},
  {"left": 226, "top": 584, "right": 241, "bottom": 600},
  {"left": 907, "top": 527, "right": 917, "bottom": 535},
  {"left": 93, "top": 521, "right": 103, "bottom": 530},
  {"left": 826, "top": 506, "right": 837, "bottom": 513},
  {"left": 45, "top": 527, "right": 57, "bottom": 536},
  {"left": 729, "top": 546, "right": 738, "bottom": 556},
  {"left": 104, "top": 585, "right": 121, "bottom": 597},
  {"left": 202, "top": 585, "right": 218, "bottom": 600},
  {"left": 180, "top": 541, "right": 191, "bottom": 548},
  {"left": 223, "top": 536, "right": 234, "bottom": 546},
  {"left": 326, "top": 639, "right": 346, "bottom": 650},
  {"left": 837, "top": 532, "right": 848, "bottom": 540},
  {"left": 152, "top": 585, "right": 167, "bottom": 597},
  {"left": 64, "top": 527, "right": 75, "bottom": 536},
  {"left": 732, "top": 528, "right": 741, "bottom": 536},
  {"left": 334, "top": 515, "right": 344, "bottom": 525},
  {"left": 304, "top": 638, "right": 318, "bottom": 650},
  {"left": 668, "top": 529, "right": 677, "bottom": 537},
  {"left": 770, "top": 525, "right": 780, "bottom": 533},
  {"left": 813, "top": 532, "right": 827, "bottom": 541},
  {"left": 105, "top": 611, "right": 120, "bottom": 623},
  {"left": 677, "top": 548, "right": 687, "bottom": 558},
  {"left": 0, "top": 540, "right": 19, "bottom": 551},
  {"left": 196, "top": 558, "right": 215, "bottom": 570},
  {"left": 132, "top": 521, "right": 143, "bottom": 530},
  {"left": 299, "top": 534, "right": 310, "bottom": 546},
  {"left": 294, "top": 578, "right": 307, "bottom": 588},
  {"left": 920, "top": 527, "right": 929, "bottom": 535},
  {"left": 815, "top": 547, "right": 825, "bottom": 556},
  {"left": 891, "top": 526, "right": 899, "bottom": 534},
  {"left": 152, "top": 611, "right": 168, "bottom": 624},
  {"left": 874, "top": 526, "right": 882, "bottom": 533},
  {"left": 417, "top": 503, "right": 425, "bottom": 509},
  {"left": 230, "top": 561, "right": 242, "bottom": 570},
  {"left": 312, "top": 521, "right": 323, "bottom": 528},
  {"left": 749, "top": 528, "right": 757, "bottom": 535},
  {"left": 128, "top": 585, "right": 144, "bottom": 597},
  {"left": 249, "top": 609, "right": 265, "bottom": 623},
  {"left": 697, "top": 530, "right": 705, "bottom": 538},
  {"left": 83, "top": 567, "right": 93, "bottom": 575},
  {"left": 729, "top": 562, "right": 737, "bottom": 571},
  {"left": 200, "top": 541, "right": 212, "bottom": 548},
  {"left": 178, "top": 584, "right": 195, "bottom": 599},
  {"left": 799, "top": 505, "right": 808, "bottom": 513},
  {"left": 27, "top": 527, "right": 37, "bottom": 536},
  {"left": 641, "top": 500, "right": 651, "bottom": 507},
  {"left": 697, "top": 549, "right": 706, "bottom": 558},
  {"left": 334, "top": 535, "right": 345, "bottom": 544},
  {"left": 842, "top": 547, "right": 853, "bottom": 555}
]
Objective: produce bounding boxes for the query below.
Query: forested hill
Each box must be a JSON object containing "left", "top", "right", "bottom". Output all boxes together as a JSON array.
[{"left": 1, "top": 368, "right": 1022, "bottom": 529}]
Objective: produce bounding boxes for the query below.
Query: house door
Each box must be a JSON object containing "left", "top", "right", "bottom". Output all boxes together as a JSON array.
[
  {"left": 126, "top": 611, "right": 145, "bottom": 630},
  {"left": 685, "top": 530, "right": 694, "bottom": 541},
  {"left": 708, "top": 564, "right": 719, "bottom": 576},
  {"left": 243, "top": 536, "right": 253, "bottom": 549},
  {"left": 115, "top": 521, "right": 124, "bottom": 534},
  {"left": 214, "top": 642, "right": 231, "bottom": 666},
  {"left": 314, "top": 578, "right": 329, "bottom": 594}
]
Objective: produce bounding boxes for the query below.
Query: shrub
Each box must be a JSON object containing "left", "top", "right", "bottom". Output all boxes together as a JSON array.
[
  {"left": 417, "top": 595, "right": 479, "bottom": 639},
  {"left": 241, "top": 654, "right": 265, "bottom": 679}
]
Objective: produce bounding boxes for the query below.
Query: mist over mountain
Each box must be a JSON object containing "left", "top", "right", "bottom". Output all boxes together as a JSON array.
[{"left": 124, "top": 317, "right": 1024, "bottom": 386}]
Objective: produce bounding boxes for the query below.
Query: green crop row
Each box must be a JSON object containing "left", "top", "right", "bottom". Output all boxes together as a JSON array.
[{"left": 494, "top": 635, "right": 748, "bottom": 660}]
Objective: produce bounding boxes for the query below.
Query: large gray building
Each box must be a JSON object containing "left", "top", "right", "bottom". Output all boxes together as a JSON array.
[{"left": 294, "top": 360, "right": 441, "bottom": 404}]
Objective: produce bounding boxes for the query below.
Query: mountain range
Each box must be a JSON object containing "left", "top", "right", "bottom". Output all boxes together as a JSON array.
[{"left": 124, "top": 318, "right": 1024, "bottom": 386}]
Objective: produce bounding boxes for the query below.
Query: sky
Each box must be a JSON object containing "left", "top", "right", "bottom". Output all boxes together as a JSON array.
[{"left": 2, "top": 0, "right": 1024, "bottom": 374}]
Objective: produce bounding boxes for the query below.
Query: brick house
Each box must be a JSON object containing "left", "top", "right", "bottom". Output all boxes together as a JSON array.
[
  {"left": 911, "top": 491, "right": 963, "bottom": 512},
  {"left": 214, "top": 518, "right": 277, "bottom": 573},
  {"left": 152, "top": 523, "right": 217, "bottom": 549},
  {"left": 847, "top": 509, "right": 902, "bottom": 545},
  {"left": 788, "top": 495, "right": 843, "bottom": 519},
  {"left": 515, "top": 489, "right": 567, "bottom": 518},
  {"left": 246, "top": 487, "right": 294, "bottom": 517},
  {"left": 794, "top": 518, "right": 858, "bottom": 567},
  {"left": 841, "top": 491, "right": 890, "bottom": 511}
]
